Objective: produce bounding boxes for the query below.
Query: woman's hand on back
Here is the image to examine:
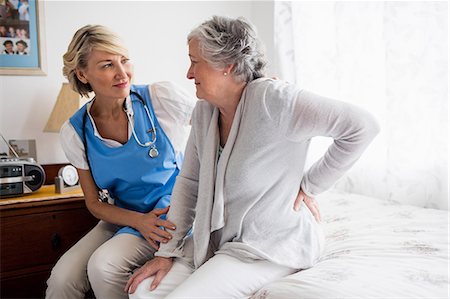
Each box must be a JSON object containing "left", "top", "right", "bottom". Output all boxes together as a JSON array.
[{"left": 293, "top": 189, "right": 321, "bottom": 222}]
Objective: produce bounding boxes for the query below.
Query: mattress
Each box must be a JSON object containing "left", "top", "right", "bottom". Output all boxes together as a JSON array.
[{"left": 252, "top": 191, "right": 449, "bottom": 299}]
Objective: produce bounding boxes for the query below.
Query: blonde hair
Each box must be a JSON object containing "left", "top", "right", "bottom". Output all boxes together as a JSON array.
[{"left": 62, "top": 25, "right": 129, "bottom": 97}]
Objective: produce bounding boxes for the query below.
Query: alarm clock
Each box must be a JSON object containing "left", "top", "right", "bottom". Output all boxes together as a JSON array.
[{"left": 55, "top": 165, "right": 80, "bottom": 193}]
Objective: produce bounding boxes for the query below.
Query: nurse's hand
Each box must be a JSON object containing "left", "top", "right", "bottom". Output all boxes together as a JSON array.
[
  {"left": 125, "top": 256, "right": 173, "bottom": 294},
  {"left": 136, "top": 206, "right": 176, "bottom": 250},
  {"left": 293, "top": 189, "right": 321, "bottom": 222}
]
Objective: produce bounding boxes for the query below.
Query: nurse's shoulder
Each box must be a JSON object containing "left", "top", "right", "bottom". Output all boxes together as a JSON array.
[{"left": 59, "top": 120, "right": 89, "bottom": 170}]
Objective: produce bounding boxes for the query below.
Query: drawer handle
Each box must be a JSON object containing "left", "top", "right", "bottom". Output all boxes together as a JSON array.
[{"left": 51, "top": 233, "right": 61, "bottom": 249}]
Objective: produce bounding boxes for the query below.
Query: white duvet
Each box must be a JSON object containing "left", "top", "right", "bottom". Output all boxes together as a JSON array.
[{"left": 252, "top": 191, "right": 449, "bottom": 299}]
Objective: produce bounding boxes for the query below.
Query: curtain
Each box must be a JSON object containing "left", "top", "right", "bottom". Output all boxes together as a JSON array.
[{"left": 274, "top": 1, "right": 448, "bottom": 209}]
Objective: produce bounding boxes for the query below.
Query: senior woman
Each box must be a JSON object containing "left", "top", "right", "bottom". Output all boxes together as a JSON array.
[
  {"left": 45, "top": 25, "right": 196, "bottom": 299},
  {"left": 126, "top": 16, "right": 379, "bottom": 298}
]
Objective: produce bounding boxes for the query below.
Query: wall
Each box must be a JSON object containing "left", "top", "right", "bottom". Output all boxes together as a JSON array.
[{"left": 0, "top": 0, "right": 274, "bottom": 164}]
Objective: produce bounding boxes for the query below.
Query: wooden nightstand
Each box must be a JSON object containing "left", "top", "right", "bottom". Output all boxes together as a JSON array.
[{"left": 0, "top": 185, "right": 98, "bottom": 298}]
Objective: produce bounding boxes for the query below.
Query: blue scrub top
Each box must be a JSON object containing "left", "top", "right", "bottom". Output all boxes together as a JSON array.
[{"left": 70, "top": 85, "right": 180, "bottom": 237}]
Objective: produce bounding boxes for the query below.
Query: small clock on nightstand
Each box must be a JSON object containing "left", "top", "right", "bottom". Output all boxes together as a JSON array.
[{"left": 55, "top": 165, "right": 80, "bottom": 193}]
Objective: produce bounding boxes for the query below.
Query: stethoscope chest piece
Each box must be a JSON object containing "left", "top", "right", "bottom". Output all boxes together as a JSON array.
[{"left": 149, "top": 147, "right": 159, "bottom": 158}]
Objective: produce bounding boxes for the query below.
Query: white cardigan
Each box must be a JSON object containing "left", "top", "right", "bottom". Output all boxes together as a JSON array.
[{"left": 156, "top": 78, "right": 380, "bottom": 270}]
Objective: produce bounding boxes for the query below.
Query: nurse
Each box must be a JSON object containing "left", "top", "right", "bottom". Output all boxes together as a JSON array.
[{"left": 45, "top": 25, "right": 196, "bottom": 299}]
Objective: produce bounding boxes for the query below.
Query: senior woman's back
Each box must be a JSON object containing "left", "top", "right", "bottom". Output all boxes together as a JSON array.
[{"left": 125, "top": 16, "right": 379, "bottom": 299}]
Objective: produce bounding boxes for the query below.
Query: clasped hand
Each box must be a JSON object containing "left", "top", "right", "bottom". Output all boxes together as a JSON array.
[{"left": 136, "top": 206, "right": 176, "bottom": 250}]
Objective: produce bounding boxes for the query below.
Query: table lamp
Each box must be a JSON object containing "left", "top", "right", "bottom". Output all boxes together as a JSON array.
[{"left": 43, "top": 83, "right": 85, "bottom": 133}]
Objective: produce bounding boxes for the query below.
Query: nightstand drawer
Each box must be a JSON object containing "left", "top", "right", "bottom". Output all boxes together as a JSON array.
[
  {"left": 0, "top": 181, "right": 97, "bottom": 297},
  {"left": 1, "top": 206, "right": 96, "bottom": 273}
]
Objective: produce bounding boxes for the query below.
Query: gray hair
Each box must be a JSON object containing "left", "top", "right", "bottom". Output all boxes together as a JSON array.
[
  {"left": 188, "top": 16, "right": 266, "bottom": 82},
  {"left": 63, "top": 25, "right": 129, "bottom": 97}
]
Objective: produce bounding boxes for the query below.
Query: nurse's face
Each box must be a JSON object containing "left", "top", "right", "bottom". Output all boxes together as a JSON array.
[
  {"left": 187, "top": 38, "right": 229, "bottom": 102},
  {"left": 77, "top": 49, "right": 133, "bottom": 101}
]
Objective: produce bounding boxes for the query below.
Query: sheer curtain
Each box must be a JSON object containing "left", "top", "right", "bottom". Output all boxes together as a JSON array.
[{"left": 274, "top": 1, "right": 448, "bottom": 209}]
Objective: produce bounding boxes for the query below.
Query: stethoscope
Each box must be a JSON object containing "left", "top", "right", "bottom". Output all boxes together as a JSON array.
[
  {"left": 82, "top": 90, "right": 159, "bottom": 202},
  {"left": 124, "top": 91, "right": 159, "bottom": 158},
  {"left": 82, "top": 90, "right": 159, "bottom": 159}
]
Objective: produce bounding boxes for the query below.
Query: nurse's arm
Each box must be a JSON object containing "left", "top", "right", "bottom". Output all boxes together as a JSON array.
[{"left": 76, "top": 168, "right": 175, "bottom": 250}]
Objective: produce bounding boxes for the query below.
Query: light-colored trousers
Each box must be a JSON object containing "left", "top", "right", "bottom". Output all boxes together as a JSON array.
[
  {"left": 129, "top": 253, "right": 297, "bottom": 299},
  {"left": 46, "top": 221, "right": 154, "bottom": 299}
]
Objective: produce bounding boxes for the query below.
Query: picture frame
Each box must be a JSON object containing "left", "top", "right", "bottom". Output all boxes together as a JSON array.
[{"left": 0, "top": 0, "right": 47, "bottom": 75}]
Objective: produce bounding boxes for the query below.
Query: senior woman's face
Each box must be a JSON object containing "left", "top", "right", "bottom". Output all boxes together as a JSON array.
[
  {"left": 77, "top": 49, "right": 133, "bottom": 100},
  {"left": 187, "top": 38, "right": 229, "bottom": 102}
]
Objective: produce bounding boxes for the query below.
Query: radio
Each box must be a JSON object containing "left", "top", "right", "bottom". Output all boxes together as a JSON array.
[{"left": 0, "top": 157, "right": 46, "bottom": 197}]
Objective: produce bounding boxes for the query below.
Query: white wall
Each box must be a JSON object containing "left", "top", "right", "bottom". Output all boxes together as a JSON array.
[{"left": 0, "top": 0, "right": 274, "bottom": 164}]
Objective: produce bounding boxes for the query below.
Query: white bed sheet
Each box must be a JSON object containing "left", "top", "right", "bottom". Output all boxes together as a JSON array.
[{"left": 252, "top": 191, "right": 449, "bottom": 299}]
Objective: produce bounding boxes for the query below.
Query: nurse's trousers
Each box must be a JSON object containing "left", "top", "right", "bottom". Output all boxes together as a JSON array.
[
  {"left": 129, "top": 253, "right": 297, "bottom": 299},
  {"left": 45, "top": 220, "right": 155, "bottom": 299}
]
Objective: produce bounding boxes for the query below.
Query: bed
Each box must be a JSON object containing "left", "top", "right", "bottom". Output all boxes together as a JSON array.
[{"left": 252, "top": 190, "right": 449, "bottom": 299}]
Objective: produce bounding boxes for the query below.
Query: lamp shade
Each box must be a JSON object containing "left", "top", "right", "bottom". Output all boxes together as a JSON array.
[{"left": 44, "top": 83, "right": 82, "bottom": 133}]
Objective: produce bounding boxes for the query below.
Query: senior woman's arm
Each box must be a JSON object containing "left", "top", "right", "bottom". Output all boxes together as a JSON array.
[
  {"left": 288, "top": 89, "right": 380, "bottom": 197},
  {"left": 125, "top": 127, "right": 200, "bottom": 293},
  {"left": 155, "top": 126, "right": 199, "bottom": 257}
]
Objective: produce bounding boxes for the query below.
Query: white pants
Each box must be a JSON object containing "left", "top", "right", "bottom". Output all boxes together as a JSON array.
[
  {"left": 129, "top": 253, "right": 296, "bottom": 299},
  {"left": 46, "top": 221, "right": 155, "bottom": 299}
]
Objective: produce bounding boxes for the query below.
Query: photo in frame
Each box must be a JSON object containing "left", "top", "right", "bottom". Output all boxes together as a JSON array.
[{"left": 0, "top": 0, "right": 46, "bottom": 75}]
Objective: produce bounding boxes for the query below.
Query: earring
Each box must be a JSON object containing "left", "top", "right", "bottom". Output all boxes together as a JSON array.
[{"left": 223, "top": 72, "right": 228, "bottom": 76}]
